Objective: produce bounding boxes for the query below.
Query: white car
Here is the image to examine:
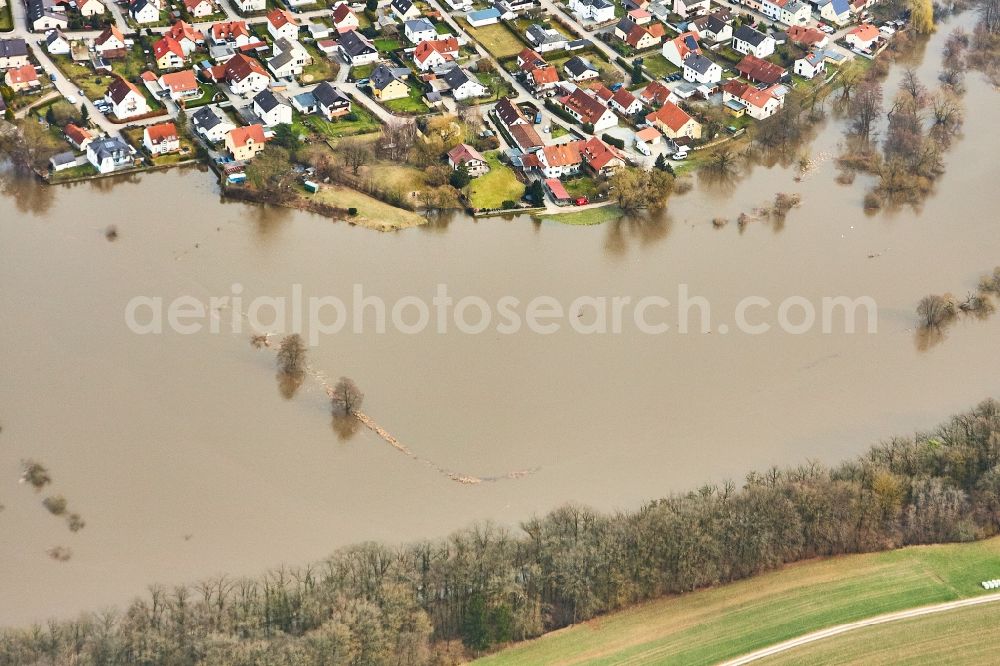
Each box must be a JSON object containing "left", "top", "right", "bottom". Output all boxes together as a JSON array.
[
  {"left": 673, "top": 149, "right": 689, "bottom": 160},
  {"left": 819, "top": 24, "right": 835, "bottom": 34},
  {"left": 65, "top": 95, "right": 77, "bottom": 105}
]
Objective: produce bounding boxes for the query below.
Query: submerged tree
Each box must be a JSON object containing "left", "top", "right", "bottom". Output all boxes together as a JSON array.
[
  {"left": 20, "top": 460, "right": 52, "bottom": 491},
  {"left": 331, "top": 377, "right": 364, "bottom": 415},
  {"left": 276, "top": 334, "right": 307, "bottom": 379}
]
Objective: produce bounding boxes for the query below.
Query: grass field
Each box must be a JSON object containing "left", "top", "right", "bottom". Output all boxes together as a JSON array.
[
  {"left": 759, "top": 602, "right": 1000, "bottom": 665},
  {"left": 467, "top": 152, "right": 524, "bottom": 209},
  {"left": 382, "top": 85, "right": 430, "bottom": 114},
  {"left": 479, "top": 537, "right": 1000, "bottom": 666},
  {"left": 299, "top": 105, "right": 380, "bottom": 139},
  {"left": 536, "top": 204, "right": 623, "bottom": 225},
  {"left": 0, "top": 0, "right": 13, "bottom": 31},
  {"left": 642, "top": 53, "right": 681, "bottom": 78},
  {"left": 462, "top": 20, "right": 525, "bottom": 58},
  {"left": 312, "top": 184, "right": 425, "bottom": 230}
]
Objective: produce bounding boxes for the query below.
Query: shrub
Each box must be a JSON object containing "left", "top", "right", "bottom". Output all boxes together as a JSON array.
[{"left": 348, "top": 207, "right": 358, "bottom": 216}]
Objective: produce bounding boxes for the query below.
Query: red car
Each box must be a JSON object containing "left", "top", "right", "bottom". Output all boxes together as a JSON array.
[{"left": 574, "top": 196, "right": 589, "bottom": 206}]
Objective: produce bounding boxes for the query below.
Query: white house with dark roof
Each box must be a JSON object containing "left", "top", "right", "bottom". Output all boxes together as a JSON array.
[
  {"left": 525, "top": 24, "right": 568, "bottom": 52},
  {"left": 404, "top": 18, "right": 437, "bottom": 43},
  {"left": 568, "top": 0, "right": 615, "bottom": 22},
  {"left": 192, "top": 105, "right": 235, "bottom": 142},
  {"left": 252, "top": 89, "right": 292, "bottom": 126},
  {"left": 391, "top": 0, "right": 420, "bottom": 20},
  {"left": 312, "top": 81, "right": 351, "bottom": 119},
  {"left": 338, "top": 30, "right": 378, "bottom": 65},
  {"left": 86, "top": 136, "right": 136, "bottom": 173},
  {"left": 0, "top": 38, "right": 31, "bottom": 68},
  {"left": 682, "top": 53, "right": 721, "bottom": 84},
  {"left": 732, "top": 24, "right": 775, "bottom": 58},
  {"left": 130, "top": 0, "right": 160, "bottom": 24},
  {"left": 794, "top": 51, "right": 825, "bottom": 78},
  {"left": 442, "top": 66, "right": 488, "bottom": 100},
  {"left": 563, "top": 55, "right": 599, "bottom": 81}
]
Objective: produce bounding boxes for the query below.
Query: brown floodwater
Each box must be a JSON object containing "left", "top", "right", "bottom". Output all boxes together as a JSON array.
[{"left": 1, "top": 12, "right": 998, "bottom": 626}]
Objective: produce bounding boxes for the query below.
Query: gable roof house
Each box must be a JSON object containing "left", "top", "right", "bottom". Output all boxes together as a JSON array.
[
  {"left": 441, "top": 66, "right": 489, "bottom": 100},
  {"left": 645, "top": 101, "right": 701, "bottom": 139},
  {"left": 64, "top": 123, "right": 94, "bottom": 150},
  {"left": 690, "top": 12, "right": 732, "bottom": 42},
  {"left": 403, "top": 18, "right": 437, "bottom": 43},
  {"left": 608, "top": 86, "right": 643, "bottom": 116},
  {"left": 721, "top": 79, "right": 784, "bottom": 119},
  {"left": 312, "top": 81, "right": 351, "bottom": 119},
  {"left": 154, "top": 35, "right": 186, "bottom": 70},
  {"left": 252, "top": 89, "right": 292, "bottom": 126},
  {"left": 819, "top": 0, "right": 851, "bottom": 25},
  {"left": 0, "top": 39, "right": 31, "bottom": 69},
  {"left": 447, "top": 143, "right": 489, "bottom": 176},
  {"left": 105, "top": 76, "right": 149, "bottom": 119},
  {"left": 732, "top": 24, "right": 775, "bottom": 58},
  {"left": 413, "top": 37, "right": 459, "bottom": 70},
  {"left": 266, "top": 9, "right": 299, "bottom": 42},
  {"left": 794, "top": 51, "right": 825, "bottom": 79},
  {"left": 568, "top": 0, "right": 616, "bottom": 23},
  {"left": 86, "top": 136, "right": 136, "bottom": 173},
  {"left": 27, "top": 0, "right": 69, "bottom": 32},
  {"left": 130, "top": 0, "right": 160, "bottom": 25},
  {"left": 158, "top": 69, "right": 200, "bottom": 100},
  {"left": 578, "top": 136, "right": 625, "bottom": 175},
  {"left": 267, "top": 37, "right": 311, "bottom": 79},
  {"left": 517, "top": 47, "right": 547, "bottom": 71},
  {"left": 79, "top": 0, "right": 106, "bottom": 16},
  {"left": 191, "top": 105, "right": 235, "bottom": 142},
  {"left": 525, "top": 24, "right": 568, "bottom": 52},
  {"left": 391, "top": 0, "right": 421, "bottom": 20},
  {"left": 167, "top": 21, "right": 204, "bottom": 55},
  {"left": 44, "top": 30, "right": 71, "bottom": 56},
  {"left": 94, "top": 25, "right": 127, "bottom": 57},
  {"left": 209, "top": 21, "right": 254, "bottom": 48},
  {"left": 370, "top": 63, "right": 410, "bottom": 99},
  {"left": 210, "top": 53, "right": 270, "bottom": 95},
  {"left": 661, "top": 31, "right": 700, "bottom": 67},
  {"left": 528, "top": 64, "right": 560, "bottom": 93},
  {"left": 786, "top": 25, "right": 829, "bottom": 49},
  {"left": 493, "top": 98, "right": 529, "bottom": 127},
  {"left": 735, "top": 53, "right": 787, "bottom": 84},
  {"left": 143, "top": 121, "right": 180, "bottom": 155},
  {"left": 235, "top": 0, "right": 265, "bottom": 12},
  {"left": 615, "top": 17, "right": 665, "bottom": 50},
  {"left": 508, "top": 122, "right": 544, "bottom": 152},
  {"left": 672, "top": 0, "right": 709, "bottom": 19},
  {"left": 331, "top": 3, "right": 360, "bottom": 31},
  {"left": 845, "top": 23, "right": 879, "bottom": 51},
  {"left": 225, "top": 124, "right": 267, "bottom": 161},
  {"left": 564, "top": 55, "right": 599, "bottom": 81},
  {"left": 337, "top": 29, "right": 378, "bottom": 66},
  {"left": 559, "top": 87, "right": 618, "bottom": 130},
  {"left": 682, "top": 53, "right": 721, "bottom": 85},
  {"left": 184, "top": 0, "right": 215, "bottom": 17},
  {"left": 534, "top": 142, "right": 582, "bottom": 178},
  {"left": 639, "top": 80, "right": 677, "bottom": 107},
  {"left": 4, "top": 65, "right": 40, "bottom": 92}
]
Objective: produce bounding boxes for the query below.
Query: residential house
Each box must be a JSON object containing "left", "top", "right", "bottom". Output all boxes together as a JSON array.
[
  {"left": 444, "top": 0, "right": 471, "bottom": 10},
  {"left": 761, "top": 0, "right": 810, "bottom": 24},
  {"left": 735, "top": 53, "right": 786, "bottom": 84},
  {"left": 794, "top": 51, "right": 825, "bottom": 78},
  {"left": 846, "top": 23, "right": 879, "bottom": 51},
  {"left": 682, "top": 53, "right": 721, "bottom": 84},
  {"left": 672, "top": 0, "right": 709, "bottom": 19},
  {"left": 467, "top": 7, "right": 500, "bottom": 26},
  {"left": 413, "top": 37, "right": 459, "bottom": 70},
  {"left": 154, "top": 36, "right": 186, "bottom": 70},
  {"left": 404, "top": 18, "right": 437, "bottom": 43},
  {"left": 64, "top": 123, "right": 93, "bottom": 150},
  {"left": 517, "top": 47, "right": 546, "bottom": 71},
  {"left": 50, "top": 152, "right": 77, "bottom": 172},
  {"left": 689, "top": 12, "right": 732, "bottom": 42},
  {"left": 534, "top": 142, "right": 582, "bottom": 178},
  {"left": 267, "top": 37, "right": 311, "bottom": 78},
  {"left": 493, "top": 97, "right": 528, "bottom": 127},
  {"left": 266, "top": 9, "right": 299, "bottom": 42},
  {"left": 390, "top": 0, "right": 420, "bottom": 20},
  {"left": 628, "top": 8, "right": 652, "bottom": 23},
  {"left": 86, "top": 136, "right": 136, "bottom": 173},
  {"left": 235, "top": 0, "right": 266, "bottom": 11},
  {"left": 312, "top": 81, "right": 351, "bottom": 119},
  {"left": 79, "top": 0, "right": 106, "bottom": 16},
  {"left": 4, "top": 65, "right": 40, "bottom": 92},
  {"left": 168, "top": 21, "right": 204, "bottom": 55},
  {"left": 210, "top": 21, "right": 253, "bottom": 48},
  {"left": 442, "top": 66, "right": 488, "bottom": 100},
  {"left": 525, "top": 24, "right": 568, "bottom": 52},
  {"left": 94, "top": 25, "right": 127, "bottom": 57},
  {"left": 143, "top": 121, "right": 180, "bottom": 155},
  {"left": 528, "top": 64, "right": 560, "bottom": 93},
  {"left": 508, "top": 122, "right": 543, "bottom": 152},
  {"left": 447, "top": 143, "right": 489, "bottom": 176},
  {"left": 560, "top": 87, "right": 617, "bottom": 130},
  {"left": 661, "top": 31, "right": 700, "bottom": 67},
  {"left": 818, "top": 0, "right": 850, "bottom": 26},
  {"left": 44, "top": 30, "right": 71, "bottom": 55},
  {"left": 211, "top": 53, "right": 270, "bottom": 95},
  {"left": 732, "top": 25, "right": 775, "bottom": 58},
  {"left": 639, "top": 79, "right": 677, "bottom": 107},
  {"left": 786, "top": 25, "right": 828, "bottom": 49},
  {"left": 645, "top": 101, "right": 700, "bottom": 139},
  {"left": 191, "top": 105, "right": 234, "bottom": 142},
  {"left": 721, "top": 79, "right": 783, "bottom": 119},
  {"left": 291, "top": 91, "right": 317, "bottom": 114},
  {"left": 0, "top": 39, "right": 30, "bottom": 69},
  {"left": 370, "top": 63, "right": 409, "bottom": 100},
  {"left": 130, "top": 0, "right": 160, "bottom": 24},
  {"left": 158, "top": 69, "right": 200, "bottom": 100},
  {"left": 331, "top": 3, "right": 360, "bottom": 31},
  {"left": 578, "top": 136, "right": 624, "bottom": 175},
  {"left": 337, "top": 30, "right": 378, "bottom": 66},
  {"left": 496, "top": 0, "right": 533, "bottom": 13},
  {"left": 609, "top": 86, "right": 642, "bottom": 116},
  {"left": 26, "top": 0, "right": 69, "bottom": 31},
  {"left": 569, "top": 0, "right": 616, "bottom": 23},
  {"left": 252, "top": 89, "right": 292, "bottom": 126},
  {"left": 564, "top": 55, "right": 599, "bottom": 81},
  {"left": 615, "top": 17, "right": 665, "bottom": 50},
  {"left": 225, "top": 124, "right": 267, "bottom": 160},
  {"left": 183, "top": 0, "right": 214, "bottom": 16},
  {"left": 105, "top": 76, "right": 149, "bottom": 119}
]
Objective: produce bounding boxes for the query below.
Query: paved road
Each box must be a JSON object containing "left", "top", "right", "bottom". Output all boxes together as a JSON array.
[{"left": 719, "top": 592, "right": 1000, "bottom": 666}]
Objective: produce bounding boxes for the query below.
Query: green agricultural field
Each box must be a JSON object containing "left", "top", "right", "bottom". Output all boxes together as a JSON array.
[
  {"left": 479, "top": 537, "right": 1000, "bottom": 666},
  {"left": 467, "top": 152, "right": 524, "bottom": 210},
  {"left": 760, "top": 602, "right": 1000, "bottom": 665},
  {"left": 462, "top": 20, "right": 525, "bottom": 58}
]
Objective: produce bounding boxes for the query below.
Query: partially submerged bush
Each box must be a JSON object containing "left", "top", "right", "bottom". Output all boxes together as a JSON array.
[
  {"left": 20, "top": 460, "right": 51, "bottom": 491},
  {"left": 916, "top": 293, "right": 957, "bottom": 329},
  {"left": 42, "top": 495, "right": 68, "bottom": 516}
]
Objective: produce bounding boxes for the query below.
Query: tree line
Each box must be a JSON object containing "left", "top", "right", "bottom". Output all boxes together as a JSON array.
[{"left": 4, "top": 399, "right": 1000, "bottom": 664}]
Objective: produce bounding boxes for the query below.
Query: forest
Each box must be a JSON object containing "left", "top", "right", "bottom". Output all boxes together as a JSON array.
[{"left": 3, "top": 399, "right": 1000, "bottom": 664}]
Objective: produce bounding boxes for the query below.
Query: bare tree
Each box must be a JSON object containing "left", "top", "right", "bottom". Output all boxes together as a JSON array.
[
  {"left": 336, "top": 138, "right": 372, "bottom": 175},
  {"left": 331, "top": 377, "right": 364, "bottom": 415},
  {"left": 276, "top": 334, "right": 307, "bottom": 379},
  {"left": 849, "top": 80, "right": 883, "bottom": 141}
]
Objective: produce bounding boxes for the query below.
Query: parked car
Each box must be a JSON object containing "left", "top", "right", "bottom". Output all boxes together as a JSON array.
[
  {"left": 574, "top": 196, "right": 589, "bottom": 206},
  {"left": 49, "top": 73, "right": 57, "bottom": 82},
  {"left": 65, "top": 95, "right": 77, "bottom": 104}
]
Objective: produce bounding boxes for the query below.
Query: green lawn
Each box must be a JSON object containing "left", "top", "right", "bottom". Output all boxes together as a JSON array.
[
  {"left": 49, "top": 55, "right": 112, "bottom": 101},
  {"left": 466, "top": 152, "right": 524, "bottom": 210},
  {"left": 382, "top": 84, "right": 429, "bottom": 114},
  {"left": 374, "top": 37, "right": 402, "bottom": 52},
  {"left": 562, "top": 176, "right": 598, "bottom": 198},
  {"left": 350, "top": 63, "right": 376, "bottom": 80},
  {"left": 461, "top": 20, "right": 525, "bottom": 58},
  {"left": 300, "top": 42, "right": 339, "bottom": 83},
  {"left": 479, "top": 537, "right": 1000, "bottom": 666},
  {"left": 642, "top": 53, "right": 680, "bottom": 78},
  {"left": 312, "top": 184, "right": 425, "bottom": 230},
  {"left": 0, "top": 0, "right": 13, "bottom": 31},
  {"left": 183, "top": 83, "right": 221, "bottom": 109},
  {"left": 760, "top": 602, "right": 1000, "bottom": 665},
  {"left": 50, "top": 163, "right": 99, "bottom": 183},
  {"left": 297, "top": 104, "right": 381, "bottom": 139}
]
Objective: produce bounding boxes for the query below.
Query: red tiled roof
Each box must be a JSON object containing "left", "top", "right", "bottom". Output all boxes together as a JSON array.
[
  {"left": 508, "top": 123, "right": 543, "bottom": 150},
  {"left": 267, "top": 8, "right": 297, "bottom": 28},
  {"left": 160, "top": 69, "right": 198, "bottom": 93},
  {"left": 64, "top": 123, "right": 92, "bottom": 145},
  {"left": 611, "top": 87, "right": 637, "bottom": 110},
  {"left": 541, "top": 142, "right": 581, "bottom": 168},
  {"left": 735, "top": 54, "right": 785, "bottom": 84},
  {"left": 223, "top": 53, "right": 267, "bottom": 83},
  {"left": 414, "top": 37, "right": 459, "bottom": 65},
  {"left": 530, "top": 65, "right": 559, "bottom": 85},
  {"left": 332, "top": 3, "right": 356, "bottom": 23},
  {"left": 153, "top": 35, "right": 184, "bottom": 61},
  {"left": 447, "top": 143, "right": 485, "bottom": 165},
  {"left": 639, "top": 80, "right": 672, "bottom": 106},
  {"left": 228, "top": 124, "right": 266, "bottom": 148},
  {"left": 645, "top": 101, "right": 692, "bottom": 132},
  {"left": 849, "top": 23, "right": 879, "bottom": 42},
  {"left": 145, "top": 121, "right": 178, "bottom": 144},
  {"left": 183, "top": 0, "right": 210, "bottom": 11},
  {"left": 212, "top": 21, "right": 250, "bottom": 40},
  {"left": 578, "top": 136, "right": 622, "bottom": 170},
  {"left": 7, "top": 64, "right": 39, "bottom": 85},
  {"left": 786, "top": 25, "right": 825, "bottom": 46},
  {"left": 561, "top": 88, "right": 609, "bottom": 124}
]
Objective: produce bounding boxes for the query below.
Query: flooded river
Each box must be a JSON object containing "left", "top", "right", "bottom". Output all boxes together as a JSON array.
[{"left": 1, "top": 12, "right": 998, "bottom": 626}]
